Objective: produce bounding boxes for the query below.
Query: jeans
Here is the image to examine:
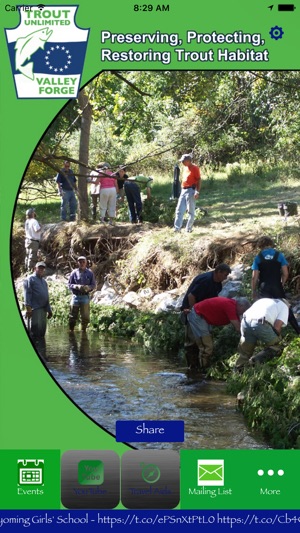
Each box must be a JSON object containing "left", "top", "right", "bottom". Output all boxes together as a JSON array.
[
  {"left": 61, "top": 190, "right": 77, "bottom": 221},
  {"left": 174, "top": 188, "right": 196, "bottom": 231},
  {"left": 124, "top": 182, "right": 142, "bottom": 222},
  {"left": 236, "top": 318, "right": 281, "bottom": 368},
  {"left": 187, "top": 308, "right": 212, "bottom": 338},
  {"left": 240, "top": 318, "right": 279, "bottom": 345}
]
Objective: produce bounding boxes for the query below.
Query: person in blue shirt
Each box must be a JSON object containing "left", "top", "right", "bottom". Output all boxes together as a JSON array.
[
  {"left": 251, "top": 236, "right": 288, "bottom": 300},
  {"left": 23, "top": 261, "right": 52, "bottom": 339},
  {"left": 56, "top": 160, "right": 77, "bottom": 221},
  {"left": 68, "top": 256, "right": 96, "bottom": 332},
  {"left": 251, "top": 236, "right": 300, "bottom": 334}
]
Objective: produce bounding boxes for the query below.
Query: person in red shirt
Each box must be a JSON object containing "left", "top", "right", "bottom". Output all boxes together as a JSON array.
[
  {"left": 174, "top": 154, "right": 201, "bottom": 233},
  {"left": 187, "top": 296, "right": 250, "bottom": 370}
]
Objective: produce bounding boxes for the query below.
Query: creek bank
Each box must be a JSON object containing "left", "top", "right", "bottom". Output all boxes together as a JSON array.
[
  {"left": 15, "top": 261, "right": 247, "bottom": 316},
  {"left": 12, "top": 220, "right": 257, "bottom": 286}
]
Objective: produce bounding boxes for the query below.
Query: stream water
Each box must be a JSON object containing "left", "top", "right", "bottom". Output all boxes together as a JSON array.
[{"left": 39, "top": 326, "right": 269, "bottom": 451}]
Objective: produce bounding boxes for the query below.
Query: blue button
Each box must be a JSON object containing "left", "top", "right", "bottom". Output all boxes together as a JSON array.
[{"left": 116, "top": 420, "right": 184, "bottom": 442}]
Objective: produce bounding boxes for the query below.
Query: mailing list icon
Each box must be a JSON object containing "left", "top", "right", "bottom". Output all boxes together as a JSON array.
[{"left": 197, "top": 459, "right": 224, "bottom": 486}]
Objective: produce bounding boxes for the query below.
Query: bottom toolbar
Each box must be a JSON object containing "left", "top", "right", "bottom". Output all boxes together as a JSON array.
[{"left": 1, "top": 449, "right": 299, "bottom": 510}]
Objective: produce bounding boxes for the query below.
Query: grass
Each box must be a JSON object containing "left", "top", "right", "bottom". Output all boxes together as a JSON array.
[
  {"left": 13, "top": 165, "right": 300, "bottom": 245},
  {"left": 14, "top": 197, "right": 61, "bottom": 225}
]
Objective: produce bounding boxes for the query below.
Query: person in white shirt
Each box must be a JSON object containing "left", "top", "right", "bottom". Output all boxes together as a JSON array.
[
  {"left": 24, "top": 208, "right": 41, "bottom": 271},
  {"left": 236, "top": 298, "right": 289, "bottom": 369}
]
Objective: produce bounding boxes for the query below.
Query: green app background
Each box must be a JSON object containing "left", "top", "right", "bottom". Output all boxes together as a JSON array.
[
  {"left": 0, "top": 0, "right": 299, "bottom": 510},
  {"left": 181, "top": 450, "right": 300, "bottom": 509}
]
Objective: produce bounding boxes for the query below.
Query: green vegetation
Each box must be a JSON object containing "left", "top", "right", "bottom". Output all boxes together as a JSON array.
[
  {"left": 18, "top": 71, "right": 300, "bottom": 221},
  {"left": 90, "top": 305, "right": 184, "bottom": 352},
  {"left": 17, "top": 277, "right": 300, "bottom": 449},
  {"left": 226, "top": 339, "right": 300, "bottom": 449}
]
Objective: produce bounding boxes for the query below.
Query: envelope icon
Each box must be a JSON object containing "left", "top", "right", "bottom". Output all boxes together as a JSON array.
[{"left": 197, "top": 459, "right": 224, "bottom": 486}]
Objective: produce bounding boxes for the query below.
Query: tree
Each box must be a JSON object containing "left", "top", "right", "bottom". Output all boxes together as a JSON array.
[
  {"left": 77, "top": 88, "right": 92, "bottom": 221},
  {"left": 19, "top": 71, "right": 300, "bottom": 214}
]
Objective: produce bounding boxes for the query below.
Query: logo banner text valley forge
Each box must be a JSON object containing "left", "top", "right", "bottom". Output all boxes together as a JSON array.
[{"left": 5, "top": 5, "right": 89, "bottom": 99}]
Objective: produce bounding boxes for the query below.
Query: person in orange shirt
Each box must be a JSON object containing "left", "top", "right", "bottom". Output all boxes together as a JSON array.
[{"left": 174, "top": 154, "right": 201, "bottom": 232}]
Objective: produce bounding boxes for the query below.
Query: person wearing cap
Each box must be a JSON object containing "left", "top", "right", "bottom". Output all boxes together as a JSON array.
[
  {"left": 236, "top": 298, "right": 289, "bottom": 369},
  {"left": 68, "top": 256, "right": 96, "bottom": 332},
  {"left": 56, "top": 160, "right": 77, "bottom": 221},
  {"left": 98, "top": 162, "right": 118, "bottom": 225},
  {"left": 123, "top": 174, "right": 153, "bottom": 223},
  {"left": 23, "top": 262, "right": 52, "bottom": 339},
  {"left": 174, "top": 154, "right": 201, "bottom": 233},
  {"left": 251, "top": 236, "right": 300, "bottom": 334},
  {"left": 24, "top": 208, "right": 42, "bottom": 271}
]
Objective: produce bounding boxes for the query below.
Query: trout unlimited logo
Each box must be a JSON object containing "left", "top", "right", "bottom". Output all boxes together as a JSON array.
[{"left": 5, "top": 5, "right": 89, "bottom": 99}]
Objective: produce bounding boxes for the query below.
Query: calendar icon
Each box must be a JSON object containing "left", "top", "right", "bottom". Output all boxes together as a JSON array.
[{"left": 18, "top": 459, "right": 44, "bottom": 485}]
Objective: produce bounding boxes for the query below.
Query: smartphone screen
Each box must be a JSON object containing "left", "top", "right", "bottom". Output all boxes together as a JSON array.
[{"left": 1, "top": 0, "right": 299, "bottom": 527}]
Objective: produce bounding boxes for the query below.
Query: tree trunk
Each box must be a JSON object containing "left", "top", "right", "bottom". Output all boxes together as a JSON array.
[{"left": 77, "top": 89, "right": 92, "bottom": 221}]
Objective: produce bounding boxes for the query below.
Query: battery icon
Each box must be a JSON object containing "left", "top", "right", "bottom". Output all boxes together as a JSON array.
[{"left": 278, "top": 4, "right": 296, "bottom": 10}]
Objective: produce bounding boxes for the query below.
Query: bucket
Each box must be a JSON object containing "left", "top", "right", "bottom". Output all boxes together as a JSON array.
[{"left": 283, "top": 202, "right": 298, "bottom": 216}]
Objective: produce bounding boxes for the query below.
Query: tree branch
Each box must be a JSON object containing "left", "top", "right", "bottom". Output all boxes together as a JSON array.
[{"left": 112, "top": 71, "right": 153, "bottom": 97}]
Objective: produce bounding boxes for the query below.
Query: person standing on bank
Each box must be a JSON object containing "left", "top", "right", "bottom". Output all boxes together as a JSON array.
[
  {"left": 68, "top": 256, "right": 96, "bottom": 332},
  {"left": 116, "top": 167, "right": 128, "bottom": 204},
  {"left": 172, "top": 163, "right": 181, "bottom": 199},
  {"left": 124, "top": 174, "right": 153, "bottom": 223},
  {"left": 251, "top": 235, "right": 300, "bottom": 334},
  {"left": 174, "top": 154, "right": 201, "bottom": 233},
  {"left": 24, "top": 208, "right": 41, "bottom": 271},
  {"left": 98, "top": 163, "right": 118, "bottom": 225},
  {"left": 56, "top": 160, "right": 78, "bottom": 221},
  {"left": 88, "top": 164, "right": 101, "bottom": 221},
  {"left": 23, "top": 261, "right": 52, "bottom": 339}
]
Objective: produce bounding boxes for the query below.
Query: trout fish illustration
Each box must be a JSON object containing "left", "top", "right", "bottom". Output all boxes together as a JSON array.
[{"left": 15, "top": 27, "right": 53, "bottom": 80}]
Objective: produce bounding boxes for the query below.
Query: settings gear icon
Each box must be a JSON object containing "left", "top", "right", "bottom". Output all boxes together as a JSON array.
[{"left": 269, "top": 26, "right": 284, "bottom": 40}]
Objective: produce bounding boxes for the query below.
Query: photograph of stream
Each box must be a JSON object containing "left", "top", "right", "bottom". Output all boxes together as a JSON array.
[
  {"left": 39, "top": 326, "right": 268, "bottom": 451},
  {"left": 13, "top": 71, "right": 300, "bottom": 452}
]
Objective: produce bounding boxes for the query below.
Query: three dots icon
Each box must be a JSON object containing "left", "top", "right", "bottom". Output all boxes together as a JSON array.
[{"left": 257, "top": 469, "right": 284, "bottom": 476}]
